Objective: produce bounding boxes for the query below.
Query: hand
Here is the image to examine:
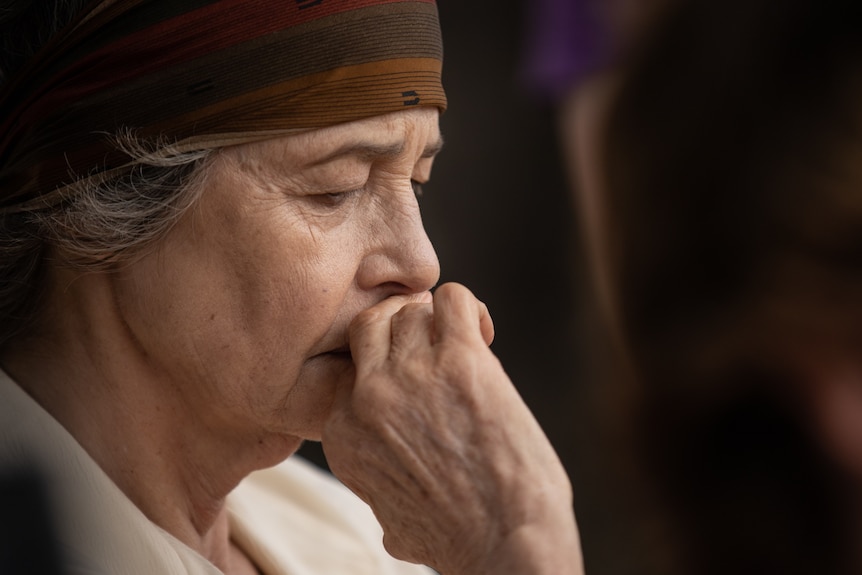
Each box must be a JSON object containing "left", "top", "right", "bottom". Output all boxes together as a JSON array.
[{"left": 321, "top": 283, "right": 583, "bottom": 575}]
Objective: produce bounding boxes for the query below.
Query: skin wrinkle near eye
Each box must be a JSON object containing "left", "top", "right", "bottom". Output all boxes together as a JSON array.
[
  {"left": 308, "top": 136, "right": 444, "bottom": 168},
  {"left": 309, "top": 142, "right": 406, "bottom": 168},
  {"left": 255, "top": 148, "right": 432, "bottom": 233},
  {"left": 305, "top": 219, "right": 319, "bottom": 247}
]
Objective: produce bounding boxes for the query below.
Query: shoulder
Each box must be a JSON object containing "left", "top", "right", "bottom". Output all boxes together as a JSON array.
[{"left": 229, "top": 455, "right": 434, "bottom": 575}]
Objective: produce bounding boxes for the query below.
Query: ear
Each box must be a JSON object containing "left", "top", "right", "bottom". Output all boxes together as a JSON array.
[{"left": 805, "top": 362, "right": 862, "bottom": 480}]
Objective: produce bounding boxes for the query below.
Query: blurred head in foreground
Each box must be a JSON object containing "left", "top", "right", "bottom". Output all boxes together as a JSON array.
[{"left": 575, "top": 0, "right": 862, "bottom": 572}]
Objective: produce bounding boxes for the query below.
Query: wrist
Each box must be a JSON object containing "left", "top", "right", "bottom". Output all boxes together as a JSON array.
[{"left": 479, "top": 511, "right": 584, "bottom": 575}]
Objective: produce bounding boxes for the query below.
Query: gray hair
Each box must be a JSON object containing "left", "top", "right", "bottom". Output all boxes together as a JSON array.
[
  {"left": 0, "top": 141, "right": 212, "bottom": 349},
  {"left": 0, "top": 1, "right": 215, "bottom": 349}
]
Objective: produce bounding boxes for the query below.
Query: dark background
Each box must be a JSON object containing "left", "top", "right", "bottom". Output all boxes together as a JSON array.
[{"left": 303, "top": 3, "right": 641, "bottom": 573}]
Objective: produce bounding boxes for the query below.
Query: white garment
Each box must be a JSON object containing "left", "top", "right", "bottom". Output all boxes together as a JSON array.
[{"left": 0, "top": 369, "right": 432, "bottom": 575}]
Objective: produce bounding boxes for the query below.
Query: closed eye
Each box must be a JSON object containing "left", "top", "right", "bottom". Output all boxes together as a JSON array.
[{"left": 314, "top": 188, "right": 361, "bottom": 208}]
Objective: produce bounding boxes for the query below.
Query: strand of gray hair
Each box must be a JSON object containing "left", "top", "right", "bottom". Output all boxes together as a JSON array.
[{"left": 0, "top": 135, "right": 213, "bottom": 349}]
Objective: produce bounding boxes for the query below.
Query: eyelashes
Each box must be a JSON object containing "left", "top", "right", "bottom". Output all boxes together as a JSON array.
[
  {"left": 316, "top": 188, "right": 361, "bottom": 208},
  {"left": 311, "top": 179, "right": 427, "bottom": 210}
]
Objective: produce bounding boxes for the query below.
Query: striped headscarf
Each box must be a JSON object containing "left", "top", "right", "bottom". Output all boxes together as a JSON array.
[{"left": 0, "top": 0, "right": 446, "bottom": 213}]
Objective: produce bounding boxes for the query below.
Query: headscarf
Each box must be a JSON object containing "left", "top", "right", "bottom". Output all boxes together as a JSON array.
[{"left": 0, "top": 0, "right": 446, "bottom": 213}]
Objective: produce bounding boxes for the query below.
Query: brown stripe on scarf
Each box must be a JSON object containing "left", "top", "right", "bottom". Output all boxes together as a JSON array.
[{"left": 0, "top": 0, "right": 445, "bottom": 212}]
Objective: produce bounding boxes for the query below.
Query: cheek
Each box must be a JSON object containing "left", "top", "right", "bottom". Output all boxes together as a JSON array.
[
  {"left": 137, "top": 190, "right": 368, "bottom": 419},
  {"left": 209, "top": 226, "right": 362, "bottom": 385}
]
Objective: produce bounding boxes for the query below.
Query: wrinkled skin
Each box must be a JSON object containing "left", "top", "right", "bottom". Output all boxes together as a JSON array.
[{"left": 323, "top": 283, "right": 583, "bottom": 575}]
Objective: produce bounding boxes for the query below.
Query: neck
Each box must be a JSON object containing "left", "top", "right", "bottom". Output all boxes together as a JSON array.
[{"left": 1, "top": 270, "right": 300, "bottom": 567}]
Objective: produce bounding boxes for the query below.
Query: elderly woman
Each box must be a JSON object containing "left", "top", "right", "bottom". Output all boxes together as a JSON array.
[{"left": 0, "top": 1, "right": 581, "bottom": 574}]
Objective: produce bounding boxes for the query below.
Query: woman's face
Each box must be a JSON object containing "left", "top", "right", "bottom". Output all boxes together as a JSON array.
[{"left": 111, "top": 108, "right": 442, "bottom": 442}]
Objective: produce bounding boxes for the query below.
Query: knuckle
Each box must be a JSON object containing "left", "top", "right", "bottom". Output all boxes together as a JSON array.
[
  {"left": 396, "top": 301, "right": 428, "bottom": 316},
  {"left": 349, "top": 307, "right": 380, "bottom": 333},
  {"left": 390, "top": 302, "right": 423, "bottom": 326},
  {"left": 434, "top": 281, "right": 464, "bottom": 301}
]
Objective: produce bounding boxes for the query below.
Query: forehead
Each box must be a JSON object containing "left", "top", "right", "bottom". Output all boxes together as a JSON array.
[{"left": 233, "top": 108, "right": 442, "bottom": 169}]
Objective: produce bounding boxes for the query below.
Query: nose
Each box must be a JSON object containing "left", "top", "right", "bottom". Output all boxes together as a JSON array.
[{"left": 356, "top": 188, "right": 440, "bottom": 295}]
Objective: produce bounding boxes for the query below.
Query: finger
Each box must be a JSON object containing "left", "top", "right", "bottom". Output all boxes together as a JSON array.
[
  {"left": 433, "top": 283, "right": 495, "bottom": 346},
  {"left": 389, "top": 302, "right": 435, "bottom": 357},
  {"left": 349, "top": 291, "right": 433, "bottom": 367}
]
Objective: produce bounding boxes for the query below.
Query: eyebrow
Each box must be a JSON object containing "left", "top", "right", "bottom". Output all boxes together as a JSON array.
[{"left": 309, "top": 135, "right": 445, "bottom": 166}]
